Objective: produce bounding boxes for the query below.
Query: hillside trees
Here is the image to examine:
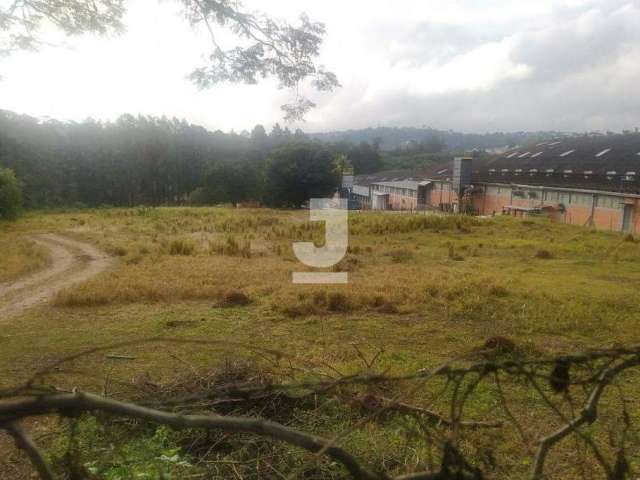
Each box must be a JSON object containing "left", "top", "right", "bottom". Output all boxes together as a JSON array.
[
  {"left": 196, "top": 161, "right": 261, "bottom": 205},
  {"left": 0, "top": 168, "right": 22, "bottom": 220},
  {"left": 0, "top": 110, "right": 384, "bottom": 209}
]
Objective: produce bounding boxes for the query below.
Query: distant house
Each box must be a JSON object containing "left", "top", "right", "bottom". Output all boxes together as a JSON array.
[{"left": 351, "top": 132, "right": 640, "bottom": 234}]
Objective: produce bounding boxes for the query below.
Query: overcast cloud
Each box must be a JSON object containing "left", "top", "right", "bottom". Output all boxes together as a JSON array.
[{"left": 0, "top": 0, "right": 638, "bottom": 133}]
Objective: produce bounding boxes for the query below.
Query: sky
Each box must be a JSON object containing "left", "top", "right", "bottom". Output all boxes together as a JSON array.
[{"left": 0, "top": 0, "right": 639, "bottom": 134}]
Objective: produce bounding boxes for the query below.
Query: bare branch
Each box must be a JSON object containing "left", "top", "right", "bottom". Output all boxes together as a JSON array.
[
  {"left": 0, "top": 390, "right": 383, "bottom": 480},
  {"left": 531, "top": 355, "right": 640, "bottom": 479},
  {"left": 1, "top": 421, "right": 55, "bottom": 480}
]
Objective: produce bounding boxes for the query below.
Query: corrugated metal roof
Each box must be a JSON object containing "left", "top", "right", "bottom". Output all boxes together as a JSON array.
[
  {"left": 373, "top": 180, "right": 420, "bottom": 190},
  {"left": 353, "top": 133, "right": 640, "bottom": 194},
  {"left": 352, "top": 185, "right": 369, "bottom": 197}
]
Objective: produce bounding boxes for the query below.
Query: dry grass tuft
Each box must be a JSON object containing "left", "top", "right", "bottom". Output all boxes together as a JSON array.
[
  {"left": 210, "top": 236, "right": 251, "bottom": 258},
  {"left": 327, "top": 292, "right": 351, "bottom": 312},
  {"left": 169, "top": 239, "right": 196, "bottom": 256},
  {"left": 53, "top": 256, "right": 287, "bottom": 306},
  {"left": 387, "top": 248, "right": 414, "bottom": 263},
  {"left": 0, "top": 237, "right": 49, "bottom": 282}
]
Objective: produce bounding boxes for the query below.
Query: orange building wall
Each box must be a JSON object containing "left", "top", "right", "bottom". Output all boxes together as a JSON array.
[
  {"left": 388, "top": 193, "right": 417, "bottom": 210},
  {"left": 561, "top": 205, "right": 593, "bottom": 228},
  {"left": 428, "top": 188, "right": 457, "bottom": 208},
  {"left": 476, "top": 190, "right": 634, "bottom": 233},
  {"left": 475, "top": 191, "right": 512, "bottom": 216},
  {"left": 373, "top": 183, "right": 639, "bottom": 234},
  {"left": 592, "top": 208, "right": 624, "bottom": 231},
  {"left": 633, "top": 199, "right": 640, "bottom": 233}
]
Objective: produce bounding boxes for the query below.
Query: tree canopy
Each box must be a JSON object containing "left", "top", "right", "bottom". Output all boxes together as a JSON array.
[
  {"left": 263, "top": 142, "right": 339, "bottom": 208},
  {"left": 0, "top": 0, "right": 338, "bottom": 121},
  {"left": 0, "top": 109, "right": 377, "bottom": 209}
]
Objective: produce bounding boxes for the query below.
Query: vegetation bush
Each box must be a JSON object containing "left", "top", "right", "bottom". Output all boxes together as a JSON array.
[
  {"left": 262, "top": 142, "right": 339, "bottom": 207},
  {"left": 535, "top": 249, "right": 554, "bottom": 259},
  {"left": 387, "top": 248, "right": 414, "bottom": 263},
  {"left": 216, "top": 290, "right": 251, "bottom": 307},
  {"left": 327, "top": 292, "right": 351, "bottom": 312},
  {"left": 0, "top": 168, "right": 22, "bottom": 220},
  {"left": 210, "top": 236, "right": 251, "bottom": 257},
  {"left": 0, "top": 237, "right": 49, "bottom": 282},
  {"left": 169, "top": 239, "right": 196, "bottom": 256},
  {"left": 350, "top": 213, "right": 482, "bottom": 235},
  {"left": 107, "top": 245, "right": 128, "bottom": 257}
]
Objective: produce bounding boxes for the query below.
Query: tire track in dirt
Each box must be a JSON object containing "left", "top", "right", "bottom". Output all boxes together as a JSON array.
[{"left": 0, "top": 234, "right": 114, "bottom": 320}]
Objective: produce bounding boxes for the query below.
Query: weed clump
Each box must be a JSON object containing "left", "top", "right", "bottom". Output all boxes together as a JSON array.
[
  {"left": 169, "top": 239, "right": 195, "bottom": 256},
  {"left": 210, "top": 236, "right": 251, "bottom": 258},
  {"left": 108, "top": 245, "right": 128, "bottom": 257},
  {"left": 483, "top": 336, "right": 516, "bottom": 353},
  {"left": 327, "top": 292, "right": 351, "bottom": 312},
  {"left": 448, "top": 245, "right": 465, "bottom": 261},
  {"left": 388, "top": 248, "right": 414, "bottom": 263},
  {"left": 216, "top": 290, "right": 251, "bottom": 307},
  {"left": 332, "top": 255, "right": 360, "bottom": 272},
  {"left": 535, "top": 249, "right": 554, "bottom": 259}
]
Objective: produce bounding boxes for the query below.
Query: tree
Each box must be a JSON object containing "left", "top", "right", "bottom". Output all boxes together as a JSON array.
[
  {"left": 0, "top": 1, "right": 339, "bottom": 121},
  {"left": 198, "top": 161, "right": 259, "bottom": 205},
  {"left": 263, "top": 142, "right": 339, "bottom": 208},
  {"left": 250, "top": 125, "right": 268, "bottom": 147},
  {"left": 0, "top": 167, "right": 22, "bottom": 220}
]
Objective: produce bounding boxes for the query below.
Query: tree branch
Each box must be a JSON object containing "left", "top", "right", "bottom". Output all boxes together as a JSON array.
[
  {"left": 1, "top": 421, "right": 55, "bottom": 480},
  {"left": 0, "top": 390, "right": 383, "bottom": 480},
  {"left": 531, "top": 355, "right": 640, "bottom": 479}
]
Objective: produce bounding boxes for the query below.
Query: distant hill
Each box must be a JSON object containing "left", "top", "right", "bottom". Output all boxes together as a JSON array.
[{"left": 309, "top": 127, "right": 574, "bottom": 152}]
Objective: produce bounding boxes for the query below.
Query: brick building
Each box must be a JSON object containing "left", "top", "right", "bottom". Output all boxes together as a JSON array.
[{"left": 352, "top": 133, "right": 640, "bottom": 233}]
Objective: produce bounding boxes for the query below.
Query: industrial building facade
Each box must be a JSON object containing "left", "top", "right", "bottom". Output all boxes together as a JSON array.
[{"left": 350, "top": 133, "right": 640, "bottom": 234}]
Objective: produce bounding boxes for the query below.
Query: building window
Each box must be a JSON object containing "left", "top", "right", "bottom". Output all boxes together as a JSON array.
[
  {"left": 544, "top": 191, "right": 560, "bottom": 202},
  {"left": 558, "top": 192, "right": 571, "bottom": 204},
  {"left": 596, "top": 196, "right": 621, "bottom": 209},
  {"left": 571, "top": 193, "right": 593, "bottom": 206}
]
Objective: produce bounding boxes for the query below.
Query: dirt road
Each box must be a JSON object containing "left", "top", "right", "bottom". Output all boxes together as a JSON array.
[{"left": 0, "top": 234, "right": 113, "bottom": 319}]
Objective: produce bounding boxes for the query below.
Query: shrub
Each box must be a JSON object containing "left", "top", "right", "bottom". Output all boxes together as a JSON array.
[
  {"left": 327, "top": 292, "right": 351, "bottom": 312},
  {"left": 535, "top": 249, "right": 554, "bottom": 259},
  {"left": 0, "top": 168, "right": 22, "bottom": 220},
  {"left": 188, "top": 187, "right": 208, "bottom": 205},
  {"left": 216, "top": 290, "right": 251, "bottom": 307},
  {"left": 388, "top": 249, "right": 414, "bottom": 263},
  {"left": 331, "top": 255, "right": 359, "bottom": 271},
  {"left": 483, "top": 336, "right": 516, "bottom": 353},
  {"left": 169, "top": 239, "right": 196, "bottom": 256},
  {"left": 210, "top": 236, "right": 251, "bottom": 258},
  {"left": 488, "top": 285, "right": 509, "bottom": 297},
  {"left": 448, "top": 245, "right": 464, "bottom": 261}
]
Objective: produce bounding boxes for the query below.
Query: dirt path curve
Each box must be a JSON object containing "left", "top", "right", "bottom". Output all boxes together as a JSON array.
[{"left": 0, "top": 234, "right": 114, "bottom": 320}]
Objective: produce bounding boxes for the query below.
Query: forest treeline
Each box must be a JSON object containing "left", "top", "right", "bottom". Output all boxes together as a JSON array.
[
  {"left": 0, "top": 110, "right": 385, "bottom": 209},
  {"left": 310, "top": 126, "right": 568, "bottom": 152}
]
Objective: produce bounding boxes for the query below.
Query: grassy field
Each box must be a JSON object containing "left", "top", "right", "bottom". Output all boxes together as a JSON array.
[{"left": 1, "top": 207, "right": 640, "bottom": 479}]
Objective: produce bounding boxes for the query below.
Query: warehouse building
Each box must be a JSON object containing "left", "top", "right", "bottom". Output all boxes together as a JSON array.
[{"left": 352, "top": 133, "right": 640, "bottom": 233}]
